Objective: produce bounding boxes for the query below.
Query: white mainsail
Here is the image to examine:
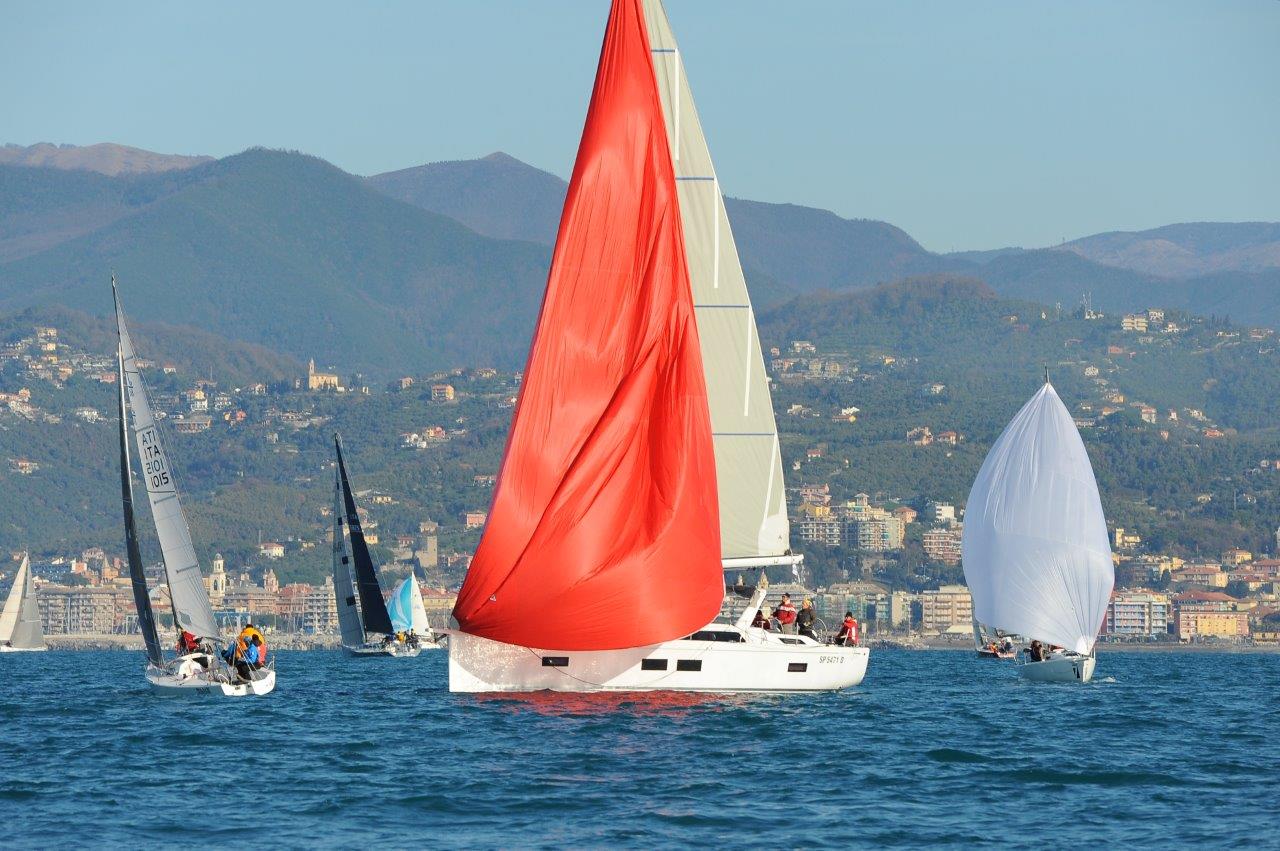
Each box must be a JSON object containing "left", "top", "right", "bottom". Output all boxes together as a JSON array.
[
  {"left": 642, "top": 0, "right": 790, "bottom": 563},
  {"left": 332, "top": 469, "right": 365, "bottom": 647},
  {"left": 113, "top": 284, "right": 220, "bottom": 640},
  {"left": 961, "top": 382, "right": 1115, "bottom": 654}
]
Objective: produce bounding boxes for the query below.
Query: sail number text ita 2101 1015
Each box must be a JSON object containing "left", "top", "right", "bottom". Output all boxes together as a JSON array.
[{"left": 139, "top": 428, "right": 171, "bottom": 489}]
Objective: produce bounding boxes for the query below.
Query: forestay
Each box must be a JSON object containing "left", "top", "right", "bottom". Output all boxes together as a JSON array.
[
  {"left": 113, "top": 286, "right": 220, "bottom": 640},
  {"left": 641, "top": 0, "right": 790, "bottom": 562},
  {"left": 962, "top": 383, "right": 1114, "bottom": 654}
]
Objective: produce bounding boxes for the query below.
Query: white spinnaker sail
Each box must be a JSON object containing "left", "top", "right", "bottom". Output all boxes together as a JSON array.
[
  {"left": 961, "top": 383, "right": 1114, "bottom": 654},
  {"left": 114, "top": 287, "right": 220, "bottom": 640},
  {"left": 332, "top": 469, "right": 365, "bottom": 647},
  {"left": 642, "top": 0, "right": 789, "bottom": 561}
]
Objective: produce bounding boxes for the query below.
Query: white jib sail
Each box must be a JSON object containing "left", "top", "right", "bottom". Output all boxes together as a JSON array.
[
  {"left": 962, "top": 383, "right": 1115, "bottom": 654},
  {"left": 0, "top": 555, "right": 27, "bottom": 642},
  {"left": 408, "top": 578, "right": 431, "bottom": 637},
  {"left": 642, "top": 0, "right": 790, "bottom": 562},
  {"left": 114, "top": 288, "right": 220, "bottom": 640}
]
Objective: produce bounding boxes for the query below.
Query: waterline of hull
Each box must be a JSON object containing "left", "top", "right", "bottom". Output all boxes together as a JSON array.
[
  {"left": 1019, "top": 654, "right": 1096, "bottom": 683},
  {"left": 448, "top": 630, "right": 869, "bottom": 693}
]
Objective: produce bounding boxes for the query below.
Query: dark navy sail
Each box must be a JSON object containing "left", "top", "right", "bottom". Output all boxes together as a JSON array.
[
  {"left": 334, "top": 434, "right": 394, "bottom": 636},
  {"left": 117, "top": 342, "right": 163, "bottom": 666}
]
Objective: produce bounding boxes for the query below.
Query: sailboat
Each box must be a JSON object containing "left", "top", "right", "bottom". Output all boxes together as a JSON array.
[
  {"left": 445, "top": 0, "right": 869, "bottom": 693},
  {"left": 0, "top": 555, "right": 47, "bottom": 652},
  {"left": 962, "top": 381, "right": 1115, "bottom": 683},
  {"left": 388, "top": 575, "right": 439, "bottom": 650},
  {"left": 332, "top": 434, "right": 422, "bottom": 657},
  {"left": 114, "top": 278, "right": 275, "bottom": 696},
  {"left": 971, "top": 616, "right": 1015, "bottom": 659}
]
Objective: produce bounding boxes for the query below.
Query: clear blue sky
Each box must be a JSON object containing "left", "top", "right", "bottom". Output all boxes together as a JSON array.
[{"left": 3, "top": 1, "right": 1277, "bottom": 251}]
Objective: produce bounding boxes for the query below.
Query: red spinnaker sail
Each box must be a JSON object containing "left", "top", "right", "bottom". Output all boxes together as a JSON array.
[{"left": 452, "top": 0, "right": 723, "bottom": 651}]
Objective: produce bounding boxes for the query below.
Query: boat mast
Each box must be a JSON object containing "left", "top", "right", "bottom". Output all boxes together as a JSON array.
[{"left": 113, "top": 285, "right": 164, "bottom": 666}]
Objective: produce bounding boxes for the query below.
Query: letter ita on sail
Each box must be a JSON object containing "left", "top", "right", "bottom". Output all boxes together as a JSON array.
[
  {"left": 452, "top": 0, "right": 723, "bottom": 651},
  {"left": 640, "top": 0, "right": 790, "bottom": 562},
  {"left": 961, "top": 383, "right": 1115, "bottom": 654},
  {"left": 113, "top": 282, "right": 220, "bottom": 641},
  {"left": 117, "top": 344, "right": 163, "bottom": 665}
]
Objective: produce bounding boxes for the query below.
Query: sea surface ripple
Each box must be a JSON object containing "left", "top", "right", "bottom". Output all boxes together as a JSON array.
[{"left": 1, "top": 649, "right": 1277, "bottom": 847}]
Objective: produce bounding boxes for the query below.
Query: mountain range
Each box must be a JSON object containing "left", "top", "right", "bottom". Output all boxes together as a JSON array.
[{"left": 0, "top": 141, "right": 1276, "bottom": 375}]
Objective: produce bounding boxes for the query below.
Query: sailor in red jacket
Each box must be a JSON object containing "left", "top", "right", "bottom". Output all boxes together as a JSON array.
[
  {"left": 836, "top": 612, "right": 859, "bottom": 646},
  {"left": 775, "top": 593, "right": 797, "bottom": 633}
]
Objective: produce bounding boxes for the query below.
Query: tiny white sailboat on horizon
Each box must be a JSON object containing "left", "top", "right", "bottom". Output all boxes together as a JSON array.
[
  {"left": 962, "top": 380, "right": 1115, "bottom": 683},
  {"left": 114, "top": 277, "right": 275, "bottom": 696},
  {"left": 444, "top": 0, "right": 868, "bottom": 693},
  {"left": 332, "top": 434, "right": 435, "bottom": 657},
  {"left": 0, "top": 554, "right": 47, "bottom": 653}
]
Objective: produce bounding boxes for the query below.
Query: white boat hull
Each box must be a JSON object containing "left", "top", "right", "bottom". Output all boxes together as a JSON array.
[
  {"left": 343, "top": 641, "right": 423, "bottom": 658},
  {"left": 145, "top": 656, "right": 276, "bottom": 697},
  {"left": 0, "top": 644, "right": 47, "bottom": 652},
  {"left": 1019, "top": 654, "right": 1095, "bottom": 683},
  {"left": 448, "top": 628, "right": 869, "bottom": 693}
]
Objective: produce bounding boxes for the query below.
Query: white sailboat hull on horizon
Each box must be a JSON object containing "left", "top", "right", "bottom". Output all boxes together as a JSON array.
[
  {"left": 342, "top": 641, "right": 424, "bottom": 658},
  {"left": 0, "top": 644, "right": 47, "bottom": 653}
]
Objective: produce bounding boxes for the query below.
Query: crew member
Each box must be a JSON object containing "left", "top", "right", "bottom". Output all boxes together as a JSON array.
[
  {"left": 775, "top": 593, "right": 797, "bottom": 634},
  {"left": 796, "top": 598, "right": 817, "bottom": 639},
  {"left": 835, "top": 611, "right": 859, "bottom": 646},
  {"left": 176, "top": 628, "right": 200, "bottom": 655}
]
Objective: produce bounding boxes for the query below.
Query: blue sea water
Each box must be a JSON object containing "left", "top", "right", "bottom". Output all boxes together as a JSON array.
[{"left": 1, "top": 649, "right": 1277, "bottom": 848}]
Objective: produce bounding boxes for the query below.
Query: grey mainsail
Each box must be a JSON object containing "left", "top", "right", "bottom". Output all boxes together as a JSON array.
[
  {"left": 334, "top": 434, "right": 394, "bottom": 636},
  {"left": 0, "top": 555, "right": 45, "bottom": 650},
  {"left": 641, "top": 0, "right": 790, "bottom": 563},
  {"left": 113, "top": 279, "right": 220, "bottom": 640},
  {"left": 332, "top": 464, "right": 365, "bottom": 647},
  {"left": 117, "top": 342, "right": 163, "bottom": 665}
]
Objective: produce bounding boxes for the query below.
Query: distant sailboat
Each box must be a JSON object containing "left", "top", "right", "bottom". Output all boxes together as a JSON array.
[
  {"left": 0, "top": 555, "right": 47, "bottom": 653},
  {"left": 114, "top": 277, "right": 274, "bottom": 695},
  {"left": 962, "top": 381, "right": 1115, "bottom": 683},
  {"left": 333, "top": 434, "right": 427, "bottom": 657},
  {"left": 445, "top": 0, "right": 868, "bottom": 693}
]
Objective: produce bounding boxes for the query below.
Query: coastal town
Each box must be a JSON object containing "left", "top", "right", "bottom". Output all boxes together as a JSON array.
[{"left": 5, "top": 306, "right": 1280, "bottom": 649}]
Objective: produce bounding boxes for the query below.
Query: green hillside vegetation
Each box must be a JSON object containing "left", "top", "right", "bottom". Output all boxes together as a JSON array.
[
  {"left": 760, "top": 277, "right": 1280, "bottom": 570},
  {"left": 4, "top": 277, "right": 1280, "bottom": 591}
]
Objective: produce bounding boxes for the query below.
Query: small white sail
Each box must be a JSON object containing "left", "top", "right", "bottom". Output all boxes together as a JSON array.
[
  {"left": 113, "top": 285, "right": 220, "bottom": 640},
  {"left": 408, "top": 578, "right": 431, "bottom": 638},
  {"left": 642, "top": 0, "right": 790, "bottom": 562},
  {"left": 962, "top": 383, "right": 1114, "bottom": 654},
  {"left": 0, "top": 555, "right": 45, "bottom": 650}
]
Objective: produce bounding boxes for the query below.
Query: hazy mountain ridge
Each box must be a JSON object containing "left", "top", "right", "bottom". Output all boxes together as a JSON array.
[
  {"left": 1062, "top": 222, "right": 1280, "bottom": 278},
  {"left": 0, "top": 143, "right": 212, "bottom": 177},
  {"left": 2, "top": 144, "right": 1278, "bottom": 379},
  {"left": 0, "top": 149, "right": 552, "bottom": 375}
]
